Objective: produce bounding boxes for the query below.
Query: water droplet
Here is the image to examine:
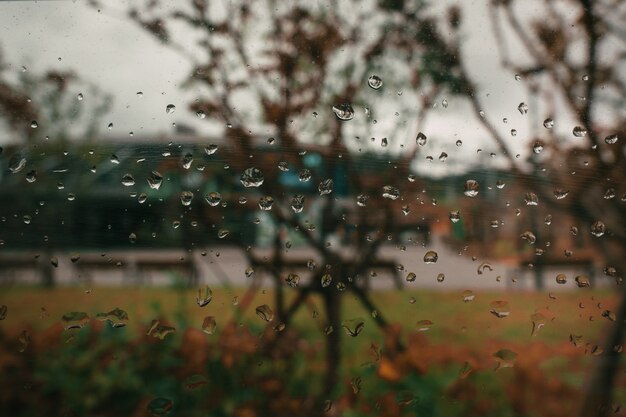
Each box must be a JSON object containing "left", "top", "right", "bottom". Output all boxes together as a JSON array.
[
  {"left": 517, "top": 102, "right": 528, "bottom": 115},
  {"left": 436, "top": 273, "right": 445, "bottom": 282},
  {"left": 524, "top": 192, "right": 539, "bottom": 206},
  {"left": 590, "top": 220, "right": 605, "bottom": 237},
  {"left": 489, "top": 301, "right": 510, "bottom": 318},
  {"left": 95, "top": 308, "right": 129, "bottom": 328},
  {"left": 604, "top": 134, "right": 618, "bottom": 144},
  {"left": 196, "top": 286, "right": 213, "bottom": 307},
  {"left": 77, "top": 92, "right": 84, "bottom": 101},
  {"left": 147, "top": 171, "right": 163, "bottom": 190},
  {"left": 61, "top": 312, "right": 90, "bottom": 330},
  {"left": 121, "top": 173, "right": 135, "bottom": 187},
  {"left": 601, "top": 310, "right": 616, "bottom": 322},
  {"left": 204, "top": 144, "right": 218, "bottom": 155},
  {"left": 350, "top": 376, "right": 362, "bottom": 394},
  {"left": 321, "top": 273, "right": 332, "bottom": 287},
  {"left": 165, "top": 104, "right": 176, "bottom": 114},
  {"left": 128, "top": 232, "right": 137, "bottom": 243},
  {"left": 318, "top": 179, "right": 334, "bottom": 195},
  {"left": 259, "top": 196, "right": 274, "bottom": 210},
  {"left": 255, "top": 304, "right": 274, "bottom": 322},
  {"left": 147, "top": 397, "right": 173, "bottom": 416},
  {"left": 18, "top": 330, "right": 30, "bottom": 353},
  {"left": 245, "top": 267, "right": 254, "bottom": 278},
  {"left": 382, "top": 185, "right": 400, "bottom": 200},
  {"left": 532, "top": 141, "right": 544, "bottom": 154},
  {"left": 180, "top": 191, "right": 194, "bottom": 206},
  {"left": 332, "top": 103, "right": 355, "bottom": 121},
  {"left": 25, "top": 170, "right": 37, "bottom": 183},
  {"left": 462, "top": 290, "right": 475, "bottom": 302},
  {"left": 464, "top": 179, "right": 479, "bottom": 197},
  {"left": 604, "top": 188, "right": 616, "bottom": 200},
  {"left": 478, "top": 262, "right": 493, "bottom": 275},
  {"left": 8, "top": 154, "right": 27, "bottom": 174},
  {"left": 146, "top": 320, "right": 176, "bottom": 339},
  {"left": 531, "top": 312, "right": 547, "bottom": 336},
  {"left": 285, "top": 273, "right": 300, "bottom": 288},
  {"left": 447, "top": 210, "right": 461, "bottom": 223},
  {"left": 205, "top": 192, "right": 222, "bottom": 206},
  {"left": 510, "top": 129, "right": 517, "bottom": 137},
  {"left": 569, "top": 334, "right": 584, "bottom": 347},
  {"left": 381, "top": 137, "right": 388, "bottom": 147},
  {"left": 202, "top": 316, "right": 217, "bottom": 335},
  {"left": 182, "top": 153, "right": 193, "bottom": 169},
  {"left": 368, "top": 75, "right": 383, "bottom": 89},
  {"left": 439, "top": 152, "right": 448, "bottom": 162},
  {"left": 520, "top": 231, "right": 536, "bottom": 244},
  {"left": 543, "top": 118, "right": 554, "bottom": 129},
  {"left": 298, "top": 169, "right": 312, "bottom": 182},
  {"left": 496, "top": 180, "right": 505, "bottom": 189},
  {"left": 514, "top": 74, "right": 521, "bottom": 81},
  {"left": 553, "top": 189, "right": 569, "bottom": 199},
  {"left": 405, "top": 272, "right": 416, "bottom": 282},
  {"left": 493, "top": 349, "right": 517, "bottom": 370},
  {"left": 217, "top": 229, "right": 229, "bottom": 239},
  {"left": 423, "top": 250, "right": 438, "bottom": 264},
  {"left": 30, "top": 120, "right": 38, "bottom": 129},
  {"left": 240, "top": 167, "right": 264, "bottom": 187},
  {"left": 441, "top": 98, "right": 448, "bottom": 108},
  {"left": 342, "top": 318, "right": 365, "bottom": 337},
  {"left": 0, "top": 305, "right": 7, "bottom": 320},
  {"left": 416, "top": 132, "right": 427, "bottom": 146},
  {"left": 572, "top": 126, "right": 587, "bottom": 137},
  {"left": 291, "top": 194, "right": 304, "bottom": 213},
  {"left": 575, "top": 275, "right": 590, "bottom": 288},
  {"left": 356, "top": 194, "right": 369, "bottom": 207},
  {"left": 110, "top": 154, "right": 120, "bottom": 164},
  {"left": 195, "top": 110, "right": 206, "bottom": 119}
]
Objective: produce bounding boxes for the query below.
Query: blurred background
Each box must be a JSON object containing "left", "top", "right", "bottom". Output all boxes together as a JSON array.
[{"left": 0, "top": 0, "right": 624, "bottom": 416}]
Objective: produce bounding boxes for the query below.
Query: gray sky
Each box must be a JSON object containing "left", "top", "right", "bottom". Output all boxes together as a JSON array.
[{"left": 0, "top": 0, "right": 580, "bottom": 176}]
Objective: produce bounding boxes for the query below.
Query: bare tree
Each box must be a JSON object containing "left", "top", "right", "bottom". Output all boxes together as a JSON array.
[
  {"left": 96, "top": 0, "right": 473, "bottom": 408},
  {"left": 442, "top": 1, "right": 625, "bottom": 415}
]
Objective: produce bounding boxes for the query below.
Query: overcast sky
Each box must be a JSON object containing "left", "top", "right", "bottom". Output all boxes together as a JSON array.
[{"left": 0, "top": 0, "right": 576, "bottom": 176}]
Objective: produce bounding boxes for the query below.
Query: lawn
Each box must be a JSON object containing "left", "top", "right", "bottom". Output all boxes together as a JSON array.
[
  {"left": 0, "top": 285, "right": 623, "bottom": 417},
  {"left": 1, "top": 285, "right": 617, "bottom": 347}
]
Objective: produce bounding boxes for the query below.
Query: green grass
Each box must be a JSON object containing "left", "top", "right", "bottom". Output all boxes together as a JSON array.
[
  {"left": 1, "top": 285, "right": 622, "bottom": 417},
  {"left": 0, "top": 285, "right": 617, "bottom": 350}
]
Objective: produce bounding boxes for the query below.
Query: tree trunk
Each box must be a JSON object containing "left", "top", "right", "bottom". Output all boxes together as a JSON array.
[
  {"left": 322, "top": 288, "right": 341, "bottom": 401},
  {"left": 579, "top": 286, "right": 626, "bottom": 417}
]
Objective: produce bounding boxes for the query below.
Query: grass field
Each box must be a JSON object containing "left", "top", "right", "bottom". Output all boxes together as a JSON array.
[
  {"left": 0, "top": 285, "right": 623, "bottom": 417},
  {"left": 1, "top": 285, "right": 618, "bottom": 349}
]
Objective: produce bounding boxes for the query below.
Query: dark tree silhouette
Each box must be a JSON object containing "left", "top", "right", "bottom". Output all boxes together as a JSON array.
[
  {"left": 444, "top": 1, "right": 625, "bottom": 415},
  {"left": 97, "top": 0, "right": 472, "bottom": 407}
]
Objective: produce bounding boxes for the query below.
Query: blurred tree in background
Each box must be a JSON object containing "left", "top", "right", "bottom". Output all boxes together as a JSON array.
[
  {"left": 93, "top": 0, "right": 475, "bottom": 407},
  {"left": 443, "top": 1, "right": 626, "bottom": 415}
]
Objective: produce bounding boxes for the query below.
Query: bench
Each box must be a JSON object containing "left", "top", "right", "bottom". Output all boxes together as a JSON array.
[
  {"left": 249, "top": 256, "right": 403, "bottom": 289},
  {"left": 509, "top": 255, "right": 596, "bottom": 290}
]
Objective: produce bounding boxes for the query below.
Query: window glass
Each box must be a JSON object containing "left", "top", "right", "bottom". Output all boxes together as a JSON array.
[{"left": 0, "top": 1, "right": 624, "bottom": 416}]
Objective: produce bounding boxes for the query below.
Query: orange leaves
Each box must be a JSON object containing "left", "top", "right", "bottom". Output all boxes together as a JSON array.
[{"left": 377, "top": 357, "right": 404, "bottom": 382}]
